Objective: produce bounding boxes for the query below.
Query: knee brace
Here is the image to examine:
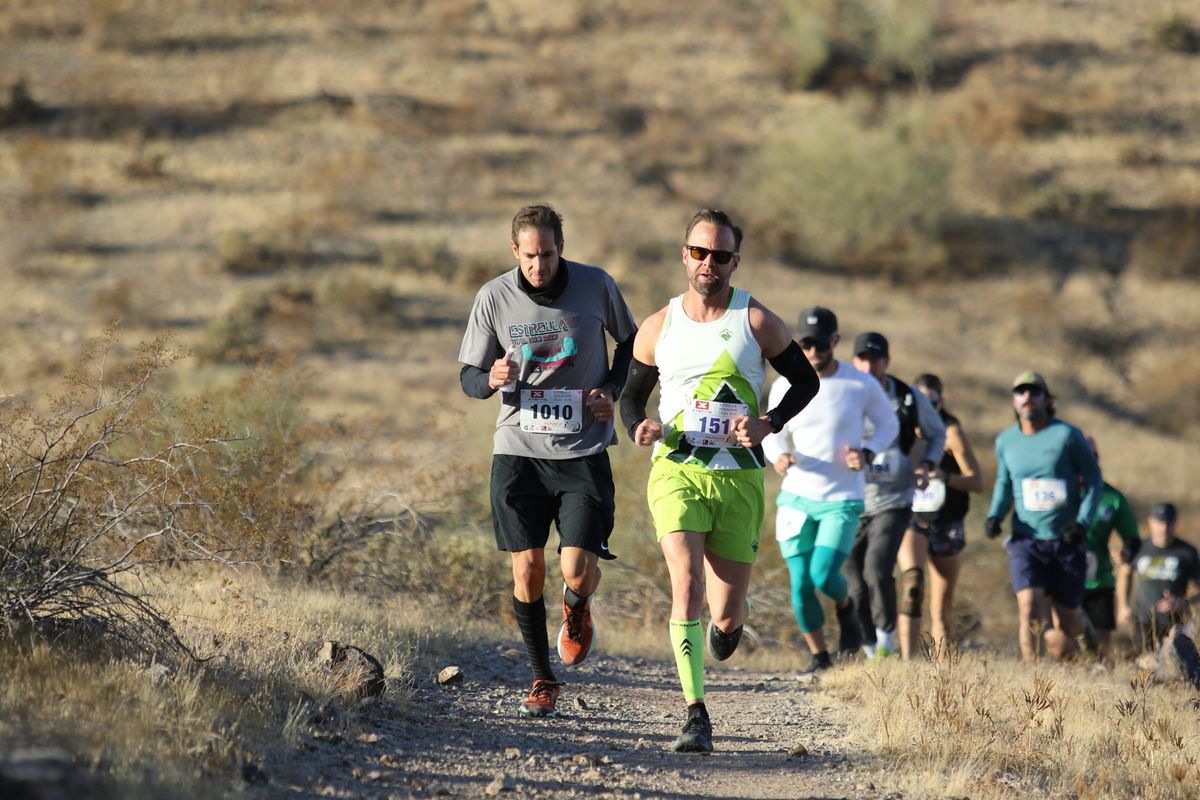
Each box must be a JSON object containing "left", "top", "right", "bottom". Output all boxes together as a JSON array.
[{"left": 900, "top": 567, "right": 924, "bottom": 618}]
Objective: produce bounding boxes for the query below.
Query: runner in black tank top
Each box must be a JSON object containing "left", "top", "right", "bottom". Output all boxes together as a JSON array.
[{"left": 895, "top": 374, "right": 984, "bottom": 660}]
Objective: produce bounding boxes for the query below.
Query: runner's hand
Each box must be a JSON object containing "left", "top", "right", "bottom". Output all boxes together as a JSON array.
[
  {"left": 586, "top": 387, "right": 614, "bottom": 422},
  {"left": 633, "top": 419, "right": 663, "bottom": 447},
  {"left": 844, "top": 446, "right": 867, "bottom": 471},
  {"left": 773, "top": 453, "right": 796, "bottom": 477},
  {"left": 732, "top": 415, "right": 772, "bottom": 448},
  {"left": 489, "top": 352, "right": 519, "bottom": 390},
  {"left": 1060, "top": 520, "right": 1087, "bottom": 546},
  {"left": 985, "top": 516, "right": 1002, "bottom": 540}
]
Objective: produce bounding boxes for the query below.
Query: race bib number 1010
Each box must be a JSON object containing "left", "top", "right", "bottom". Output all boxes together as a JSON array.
[{"left": 520, "top": 389, "right": 583, "bottom": 434}]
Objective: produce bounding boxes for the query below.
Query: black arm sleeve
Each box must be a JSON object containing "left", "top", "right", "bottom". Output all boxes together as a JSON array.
[
  {"left": 604, "top": 330, "right": 637, "bottom": 401},
  {"left": 459, "top": 364, "right": 496, "bottom": 399},
  {"left": 767, "top": 341, "right": 820, "bottom": 425},
  {"left": 619, "top": 357, "right": 659, "bottom": 441}
]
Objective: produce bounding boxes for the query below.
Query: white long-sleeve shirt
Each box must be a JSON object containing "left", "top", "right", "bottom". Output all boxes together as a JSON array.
[{"left": 762, "top": 361, "right": 899, "bottom": 502}]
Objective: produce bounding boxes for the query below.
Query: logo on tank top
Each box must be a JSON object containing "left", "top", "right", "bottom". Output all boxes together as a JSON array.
[{"left": 720, "top": 328, "right": 732, "bottom": 341}]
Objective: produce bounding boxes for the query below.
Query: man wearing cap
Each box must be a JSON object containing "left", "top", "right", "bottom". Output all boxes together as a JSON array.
[
  {"left": 1120, "top": 503, "right": 1200, "bottom": 663},
  {"left": 985, "top": 371, "right": 1102, "bottom": 662},
  {"left": 762, "top": 308, "right": 898, "bottom": 672},
  {"left": 847, "top": 331, "right": 946, "bottom": 660}
]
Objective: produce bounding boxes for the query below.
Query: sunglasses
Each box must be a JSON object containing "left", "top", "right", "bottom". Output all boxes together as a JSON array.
[
  {"left": 1012, "top": 385, "right": 1044, "bottom": 397},
  {"left": 800, "top": 338, "right": 831, "bottom": 352},
  {"left": 685, "top": 245, "right": 738, "bottom": 265}
]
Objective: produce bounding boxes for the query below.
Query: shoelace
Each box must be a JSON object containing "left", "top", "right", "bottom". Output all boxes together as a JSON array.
[
  {"left": 530, "top": 681, "right": 558, "bottom": 703},
  {"left": 565, "top": 606, "right": 588, "bottom": 639}
]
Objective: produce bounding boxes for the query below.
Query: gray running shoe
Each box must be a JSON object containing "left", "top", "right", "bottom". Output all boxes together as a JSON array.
[{"left": 671, "top": 705, "right": 713, "bottom": 753}]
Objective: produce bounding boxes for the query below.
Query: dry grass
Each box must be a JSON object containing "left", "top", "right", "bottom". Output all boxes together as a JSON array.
[{"left": 823, "top": 651, "right": 1200, "bottom": 799}]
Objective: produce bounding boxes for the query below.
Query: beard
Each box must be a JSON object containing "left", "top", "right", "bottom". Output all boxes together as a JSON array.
[{"left": 690, "top": 273, "right": 727, "bottom": 297}]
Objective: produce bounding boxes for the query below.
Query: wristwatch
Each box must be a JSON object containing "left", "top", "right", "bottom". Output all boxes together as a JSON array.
[
  {"left": 860, "top": 448, "right": 875, "bottom": 463},
  {"left": 767, "top": 409, "right": 785, "bottom": 433}
]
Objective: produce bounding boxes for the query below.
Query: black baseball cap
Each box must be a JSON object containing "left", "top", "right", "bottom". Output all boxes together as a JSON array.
[
  {"left": 1151, "top": 502, "right": 1178, "bottom": 524},
  {"left": 853, "top": 331, "right": 889, "bottom": 358},
  {"left": 798, "top": 307, "right": 837, "bottom": 341}
]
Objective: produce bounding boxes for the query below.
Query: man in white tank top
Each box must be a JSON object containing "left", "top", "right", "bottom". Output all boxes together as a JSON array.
[{"left": 620, "top": 210, "right": 820, "bottom": 753}]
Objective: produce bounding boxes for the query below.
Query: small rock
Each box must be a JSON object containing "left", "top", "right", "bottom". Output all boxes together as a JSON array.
[
  {"left": 573, "top": 696, "right": 589, "bottom": 710},
  {"left": 502, "top": 648, "right": 522, "bottom": 662},
  {"left": 524, "top": 756, "right": 537, "bottom": 768},
  {"left": 572, "top": 754, "right": 599, "bottom": 766},
  {"left": 357, "top": 733, "right": 380, "bottom": 743},
  {"left": 504, "top": 748, "right": 521, "bottom": 760},
  {"left": 437, "top": 666, "right": 464, "bottom": 686},
  {"left": 379, "top": 753, "right": 400, "bottom": 767},
  {"left": 787, "top": 743, "right": 809, "bottom": 758},
  {"left": 301, "top": 640, "right": 386, "bottom": 698},
  {"left": 583, "top": 768, "right": 602, "bottom": 781},
  {"left": 484, "top": 772, "right": 515, "bottom": 795},
  {"left": 146, "top": 663, "right": 172, "bottom": 685}
]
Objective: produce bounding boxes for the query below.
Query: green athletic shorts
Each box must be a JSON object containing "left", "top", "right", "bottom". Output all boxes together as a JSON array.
[{"left": 647, "top": 458, "right": 763, "bottom": 564}]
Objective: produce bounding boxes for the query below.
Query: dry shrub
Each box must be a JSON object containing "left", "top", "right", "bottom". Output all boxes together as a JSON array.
[
  {"left": 734, "top": 98, "right": 953, "bottom": 275},
  {"left": 1127, "top": 207, "right": 1200, "bottom": 281},
  {"left": 0, "top": 331, "right": 297, "bottom": 658},
  {"left": 946, "top": 69, "right": 1072, "bottom": 146},
  {"left": 1151, "top": 10, "right": 1200, "bottom": 54},
  {"left": 1132, "top": 348, "right": 1200, "bottom": 437}
]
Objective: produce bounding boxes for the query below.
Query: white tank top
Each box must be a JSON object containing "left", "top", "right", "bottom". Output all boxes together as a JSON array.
[{"left": 653, "top": 288, "right": 766, "bottom": 470}]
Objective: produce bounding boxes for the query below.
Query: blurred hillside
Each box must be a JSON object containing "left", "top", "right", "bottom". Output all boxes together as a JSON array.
[{"left": 2, "top": 0, "right": 1199, "bottom": 646}]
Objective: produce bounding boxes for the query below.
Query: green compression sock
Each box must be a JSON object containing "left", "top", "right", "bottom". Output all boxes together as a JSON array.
[{"left": 669, "top": 619, "right": 705, "bottom": 704}]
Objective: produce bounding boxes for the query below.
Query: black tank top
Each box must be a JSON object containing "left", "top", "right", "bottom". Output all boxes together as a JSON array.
[{"left": 915, "top": 410, "right": 969, "bottom": 525}]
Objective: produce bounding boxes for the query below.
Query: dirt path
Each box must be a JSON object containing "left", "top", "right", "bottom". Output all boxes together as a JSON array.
[{"left": 299, "top": 644, "right": 898, "bottom": 800}]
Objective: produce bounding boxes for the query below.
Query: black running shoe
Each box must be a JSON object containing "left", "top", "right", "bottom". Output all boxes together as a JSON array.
[
  {"left": 799, "top": 651, "right": 833, "bottom": 675},
  {"left": 707, "top": 623, "right": 743, "bottom": 662},
  {"left": 671, "top": 705, "right": 713, "bottom": 753},
  {"left": 707, "top": 599, "right": 751, "bottom": 661},
  {"left": 836, "top": 599, "right": 863, "bottom": 655}
]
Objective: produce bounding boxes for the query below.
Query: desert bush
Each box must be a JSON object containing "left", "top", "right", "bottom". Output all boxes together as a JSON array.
[
  {"left": 1127, "top": 207, "right": 1200, "bottom": 281},
  {"left": 1152, "top": 10, "right": 1200, "bottom": 54},
  {"left": 0, "top": 330, "right": 292, "bottom": 657},
  {"left": 734, "top": 98, "right": 953, "bottom": 275}
]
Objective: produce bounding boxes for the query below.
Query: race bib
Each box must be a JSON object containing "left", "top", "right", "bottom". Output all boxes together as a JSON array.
[
  {"left": 1022, "top": 478, "right": 1067, "bottom": 512},
  {"left": 866, "top": 450, "right": 900, "bottom": 483},
  {"left": 912, "top": 478, "right": 946, "bottom": 513},
  {"left": 683, "top": 399, "right": 748, "bottom": 449},
  {"left": 519, "top": 389, "right": 582, "bottom": 434},
  {"left": 775, "top": 505, "right": 808, "bottom": 542}
]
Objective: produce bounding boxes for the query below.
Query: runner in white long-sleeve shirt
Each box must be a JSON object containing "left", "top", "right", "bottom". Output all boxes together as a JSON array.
[{"left": 762, "top": 307, "right": 899, "bottom": 672}]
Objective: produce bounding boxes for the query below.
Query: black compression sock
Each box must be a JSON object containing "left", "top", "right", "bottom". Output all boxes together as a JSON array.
[
  {"left": 512, "top": 595, "right": 556, "bottom": 682},
  {"left": 564, "top": 585, "right": 589, "bottom": 610}
]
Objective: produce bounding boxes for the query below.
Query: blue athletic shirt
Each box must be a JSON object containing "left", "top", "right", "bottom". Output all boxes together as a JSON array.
[{"left": 986, "top": 418, "right": 1102, "bottom": 541}]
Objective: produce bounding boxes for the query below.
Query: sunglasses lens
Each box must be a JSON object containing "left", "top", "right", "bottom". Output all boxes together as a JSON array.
[
  {"left": 801, "top": 338, "right": 830, "bottom": 352},
  {"left": 687, "top": 246, "right": 735, "bottom": 264}
]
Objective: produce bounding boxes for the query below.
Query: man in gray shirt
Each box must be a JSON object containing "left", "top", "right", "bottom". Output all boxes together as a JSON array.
[
  {"left": 459, "top": 204, "right": 637, "bottom": 718},
  {"left": 846, "top": 332, "right": 946, "bottom": 659}
]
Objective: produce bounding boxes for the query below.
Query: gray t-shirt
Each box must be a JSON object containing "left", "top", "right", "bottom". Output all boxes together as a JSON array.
[
  {"left": 863, "top": 376, "right": 946, "bottom": 515},
  {"left": 458, "top": 261, "right": 638, "bottom": 459}
]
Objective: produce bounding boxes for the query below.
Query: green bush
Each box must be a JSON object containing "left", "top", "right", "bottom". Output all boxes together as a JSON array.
[{"left": 734, "top": 98, "right": 954, "bottom": 273}]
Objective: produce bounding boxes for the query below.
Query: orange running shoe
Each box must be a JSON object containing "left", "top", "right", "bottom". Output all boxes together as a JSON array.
[
  {"left": 557, "top": 584, "right": 594, "bottom": 666},
  {"left": 518, "top": 679, "right": 562, "bottom": 718}
]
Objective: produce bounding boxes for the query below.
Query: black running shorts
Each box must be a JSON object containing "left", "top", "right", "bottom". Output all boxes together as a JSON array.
[{"left": 490, "top": 452, "right": 616, "bottom": 559}]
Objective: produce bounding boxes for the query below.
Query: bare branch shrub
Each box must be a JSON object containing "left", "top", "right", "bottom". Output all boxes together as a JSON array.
[{"left": 0, "top": 330, "right": 304, "bottom": 657}]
